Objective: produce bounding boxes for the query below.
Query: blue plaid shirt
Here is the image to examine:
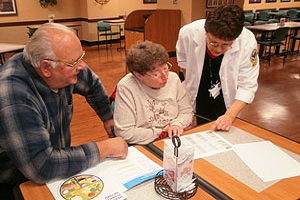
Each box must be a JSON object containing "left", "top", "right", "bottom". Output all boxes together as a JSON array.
[{"left": 0, "top": 53, "right": 113, "bottom": 184}]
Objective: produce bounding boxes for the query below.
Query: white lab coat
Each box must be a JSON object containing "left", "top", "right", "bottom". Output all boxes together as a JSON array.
[{"left": 176, "top": 19, "right": 259, "bottom": 110}]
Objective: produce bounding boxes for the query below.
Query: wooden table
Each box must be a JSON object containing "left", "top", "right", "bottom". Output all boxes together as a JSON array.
[
  {"left": 151, "top": 119, "right": 300, "bottom": 200},
  {"left": 0, "top": 43, "right": 25, "bottom": 65},
  {"left": 20, "top": 146, "right": 215, "bottom": 200},
  {"left": 247, "top": 21, "right": 300, "bottom": 53}
]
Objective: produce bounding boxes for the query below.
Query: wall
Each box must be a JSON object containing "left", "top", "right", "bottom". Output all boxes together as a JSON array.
[
  {"left": 0, "top": 0, "right": 157, "bottom": 44},
  {"left": 243, "top": 0, "right": 300, "bottom": 11},
  {"left": 157, "top": 0, "right": 193, "bottom": 26}
]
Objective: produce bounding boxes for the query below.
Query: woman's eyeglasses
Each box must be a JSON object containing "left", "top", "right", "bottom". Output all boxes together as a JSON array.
[
  {"left": 146, "top": 62, "right": 172, "bottom": 79},
  {"left": 206, "top": 34, "right": 233, "bottom": 51}
]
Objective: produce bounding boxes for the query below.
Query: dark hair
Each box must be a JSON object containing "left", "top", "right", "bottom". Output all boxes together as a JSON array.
[
  {"left": 126, "top": 40, "right": 169, "bottom": 75},
  {"left": 204, "top": 4, "right": 245, "bottom": 41}
]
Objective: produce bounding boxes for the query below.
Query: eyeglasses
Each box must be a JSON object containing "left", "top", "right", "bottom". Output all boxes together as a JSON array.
[
  {"left": 45, "top": 51, "right": 85, "bottom": 68},
  {"left": 206, "top": 34, "right": 233, "bottom": 51},
  {"left": 146, "top": 62, "right": 172, "bottom": 79}
]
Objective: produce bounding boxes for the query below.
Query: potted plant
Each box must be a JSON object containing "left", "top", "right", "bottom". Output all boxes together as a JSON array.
[{"left": 40, "top": 0, "right": 57, "bottom": 8}]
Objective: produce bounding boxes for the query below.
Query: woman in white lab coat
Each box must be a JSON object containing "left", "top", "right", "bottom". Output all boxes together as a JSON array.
[{"left": 176, "top": 4, "right": 259, "bottom": 131}]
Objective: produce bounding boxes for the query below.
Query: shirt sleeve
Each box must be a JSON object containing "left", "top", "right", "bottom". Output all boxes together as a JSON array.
[
  {"left": 235, "top": 29, "right": 260, "bottom": 104},
  {"left": 0, "top": 93, "right": 101, "bottom": 184},
  {"left": 73, "top": 66, "right": 113, "bottom": 121}
]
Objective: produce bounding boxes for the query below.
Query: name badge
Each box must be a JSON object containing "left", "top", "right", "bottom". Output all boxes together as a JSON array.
[{"left": 209, "top": 82, "right": 221, "bottom": 99}]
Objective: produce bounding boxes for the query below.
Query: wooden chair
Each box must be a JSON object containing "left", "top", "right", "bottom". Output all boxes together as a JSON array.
[{"left": 97, "top": 20, "right": 121, "bottom": 50}]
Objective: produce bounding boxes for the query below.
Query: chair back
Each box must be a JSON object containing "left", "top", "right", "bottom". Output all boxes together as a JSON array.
[
  {"left": 258, "top": 11, "right": 270, "bottom": 21},
  {"left": 244, "top": 21, "right": 252, "bottom": 26},
  {"left": 267, "top": 19, "right": 279, "bottom": 24},
  {"left": 97, "top": 21, "right": 111, "bottom": 31},
  {"left": 245, "top": 12, "right": 254, "bottom": 23},
  {"left": 272, "top": 27, "right": 289, "bottom": 43},
  {"left": 254, "top": 20, "right": 267, "bottom": 25},
  {"left": 287, "top": 9, "right": 298, "bottom": 20}
]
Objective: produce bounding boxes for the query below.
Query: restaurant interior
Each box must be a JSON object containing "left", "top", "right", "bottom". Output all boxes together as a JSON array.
[{"left": 1, "top": 0, "right": 300, "bottom": 199}]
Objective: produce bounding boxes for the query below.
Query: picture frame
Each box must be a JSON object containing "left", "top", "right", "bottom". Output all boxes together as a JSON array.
[
  {"left": 266, "top": 0, "right": 276, "bottom": 2},
  {"left": 280, "top": 0, "right": 290, "bottom": 2},
  {"left": 0, "top": 0, "right": 17, "bottom": 15},
  {"left": 249, "top": 0, "right": 261, "bottom": 3},
  {"left": 143, "top": 0, "right": 157, "bottom": 3},
  {"left": 206, "top": 0, "right": 234, "bottom": 8}
]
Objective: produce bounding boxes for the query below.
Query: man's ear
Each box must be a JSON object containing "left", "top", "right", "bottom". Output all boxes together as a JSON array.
[{"left": 40, "top": 60, "right": 52, "bottom": 78}]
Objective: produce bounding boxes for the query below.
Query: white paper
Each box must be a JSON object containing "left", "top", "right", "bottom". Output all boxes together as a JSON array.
[
  {"left": 47, "top": 146, "right": 162, "bottom": 199},
  {"left": 164, "top": 130, "right": 233, "bottom": 159},
  {"left": 233, "top": 141, "right": 300, "bottom": 182}
]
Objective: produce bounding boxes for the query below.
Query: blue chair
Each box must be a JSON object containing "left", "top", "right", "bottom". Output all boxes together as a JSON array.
[
  {"left": 97, "top": 20, "right": 121, "bottom": 50},
  {"left": 287, "top": 9, "right": 300, "bottom": 21},
  {"left": 257, "top": 27, "right": 289, "bottom": 64},
  {"left": 267, "top": 19, "right": 279, "bottom": 24},
  {"left": 27, "top": 27, "right": 37, "bottom": 38},
  {"left": 258, "top": 10, "right": 270, "bottom": 21},
  {"left": 244, "top": 12, "right": 254, "bottom": 24}
]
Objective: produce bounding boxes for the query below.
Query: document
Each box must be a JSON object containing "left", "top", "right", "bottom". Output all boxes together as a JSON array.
[
  {"left": 233, "top": 141, "right": 300, "bottom": 182},
  {"left": 164, "top": 130, "right": 233, "bottom": 159},
  {"left": 47, "top": 146, "right": 162, "bottom": 200}
]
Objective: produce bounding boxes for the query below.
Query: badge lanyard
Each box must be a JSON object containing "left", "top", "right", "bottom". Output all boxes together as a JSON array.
[{"left": 208, "top": 57, "right": 221, "bottom": 99}]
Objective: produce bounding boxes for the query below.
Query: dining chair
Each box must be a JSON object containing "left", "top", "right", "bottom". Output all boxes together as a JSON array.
[
  {"left": 244, "top": 12, "right": 254, "bottom": 24},
  {"left": 97, "top": 20, "right": 121, "bottom": 50},
  {"left": 257, "top": 27, "right": 290, "bottom": 64},
  {"left": 258, "top": 10, "right": 270, "bottom": 21},
  {"left": 267, "top": 19, "right": 279, "bottom": 24},
  {"left": 244, "top": 21, "right": 252, "bottom": 26},
  {"left": 27, "top": 27, "right": 37, "bottom": 38},
  {"left": 252, "top": 21, "right": 268, "bottom": 41},
  {"left": 287, "top": 9, "right": 300, "bottom": 22}
]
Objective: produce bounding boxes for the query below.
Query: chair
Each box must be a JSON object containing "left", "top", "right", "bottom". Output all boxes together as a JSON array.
[
  {"left": 252, "top": 21, "right": 267, "bottom": 41},
  {"left": 258, "top": 10, "right": 270, "bottom": 21},
  {"left": 27, "top": 27, "right": 37, "bottom": 38},
  {"left": 244, "top": 21, "right": 252, "bottom": 26},
  {"left": 257, "top": 27, "right": 290, "bottom": 64},
  {"left": 97, "top": 20, "right": 121, "bottom": 50},
  {"left": 267, "top": 19, "right": 279, "bottom": 24},
  {"left": 287, "top": 9, "right": 300, "bottom": 22},
  {"left": 244, "top": 12, "right": 254, "bottom": 24}
]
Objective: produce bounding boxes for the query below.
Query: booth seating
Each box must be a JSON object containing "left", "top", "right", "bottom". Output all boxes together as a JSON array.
[{"left": 124, "top": 9, "right": 181, "bottom": 74}]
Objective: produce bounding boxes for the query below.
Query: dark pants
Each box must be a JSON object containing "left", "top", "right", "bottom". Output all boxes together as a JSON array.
[{"left": 0, "top": 171, "right": 27, "bottom": 200}]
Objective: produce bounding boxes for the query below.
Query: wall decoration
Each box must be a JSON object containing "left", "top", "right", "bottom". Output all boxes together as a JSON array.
[
  {"left": 266, "top": 0, "right": 276, "bottom": 2},
  {"left": 206, "top": 0, "right": 234, "bottom": 8},
  {"left": 39, "top": 0, "right": 57, "bottom": 8},
  {"left": 249, "top": 0, "right": 261, "bottom": 3},
  {"left": 143, "top": 0, "right": 157, "bottom": 3},
  {"left": 0, "top": 0, "right": 17, "bottom": 15},
  {"left": 280, "top": 0, "right": 290, "bottom": 2}
]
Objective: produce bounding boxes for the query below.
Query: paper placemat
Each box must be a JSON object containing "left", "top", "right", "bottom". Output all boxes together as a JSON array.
[{"left": 204, "top": 126, "right": 300, "bottom": 192}]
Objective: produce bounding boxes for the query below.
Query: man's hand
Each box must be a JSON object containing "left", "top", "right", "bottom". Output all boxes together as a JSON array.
[{"left": 96, "top": 137, "right": 128, "bottom": 159}]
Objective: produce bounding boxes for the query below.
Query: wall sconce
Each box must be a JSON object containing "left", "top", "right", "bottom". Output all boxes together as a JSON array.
[{"left": 95, "top": 0, "right": 110, "bottom": 5}]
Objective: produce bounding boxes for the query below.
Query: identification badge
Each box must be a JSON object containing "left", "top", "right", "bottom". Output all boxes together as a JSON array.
[{"left": 209, "top": 82, "right": 221, "bottom": 99}]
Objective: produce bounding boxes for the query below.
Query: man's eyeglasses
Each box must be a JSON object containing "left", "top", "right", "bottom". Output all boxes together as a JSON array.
[
  {"left": 146, "top": 62, "right": 172, "bottom": 79},
  {"left": 45, "top": 51, "right": 85, "bottom": 68},
  {"left": 206, "top": 34, "right": 233, "bottom": 51}
]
